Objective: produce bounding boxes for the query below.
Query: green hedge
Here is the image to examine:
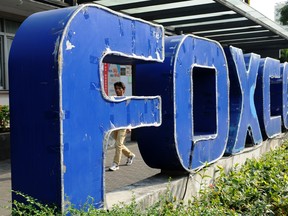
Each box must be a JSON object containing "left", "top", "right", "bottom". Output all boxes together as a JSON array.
[
  {"left": 0, "top": 105, "right": 9, "bottom": 132},
  {"left": 185, "top": 142, "right": 288, "bottom": 215}
]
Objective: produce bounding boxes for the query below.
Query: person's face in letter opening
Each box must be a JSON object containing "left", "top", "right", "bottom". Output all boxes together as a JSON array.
[{"left": 114, "top": 86, "right": 125, "bottom": 96}]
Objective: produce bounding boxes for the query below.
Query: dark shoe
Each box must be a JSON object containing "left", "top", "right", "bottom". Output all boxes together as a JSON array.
[{"left": 126, "top": 154, "right": 135, "bottom": 166}]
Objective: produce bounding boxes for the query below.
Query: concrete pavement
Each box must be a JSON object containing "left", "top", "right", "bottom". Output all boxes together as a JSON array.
[
  {"left": 0, "top": 159, "right": 10, "bottom": 216},
  {"left": 104, "top": 142, "right": 160, "bottom": 193}
]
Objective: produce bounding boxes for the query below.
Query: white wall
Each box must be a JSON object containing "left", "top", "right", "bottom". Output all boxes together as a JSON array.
[{"left": 0, "top": 92, "right": 9, "bottom": 105}]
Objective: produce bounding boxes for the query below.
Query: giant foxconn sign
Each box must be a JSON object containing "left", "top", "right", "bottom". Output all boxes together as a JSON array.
[{"left": 8, "top": 3, "right": 288, "bottom": 211}]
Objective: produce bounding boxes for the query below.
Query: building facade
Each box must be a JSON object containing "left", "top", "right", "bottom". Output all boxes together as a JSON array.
[{"left": 0, "top": 0, "right": 71, "bottom": 105}]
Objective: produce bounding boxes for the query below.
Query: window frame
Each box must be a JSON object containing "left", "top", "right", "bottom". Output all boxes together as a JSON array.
[{"left": 0, "top": 18, "right": 19, "bottom": 90}]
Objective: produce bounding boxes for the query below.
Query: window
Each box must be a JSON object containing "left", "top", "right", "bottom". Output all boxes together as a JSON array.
[
  {"left": 0, "top": 36, "right": 4, "bottom": 90},
  {"left": 0, "top": 19, "right": 20, "bottom": 90},
  {"left": 6, "top": 20, "right": 20, "bottom": 34}
]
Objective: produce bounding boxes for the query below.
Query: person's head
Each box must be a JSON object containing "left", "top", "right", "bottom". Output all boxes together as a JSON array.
[{"left": 114, "top": 81, "right": 125, "bottom": 96}]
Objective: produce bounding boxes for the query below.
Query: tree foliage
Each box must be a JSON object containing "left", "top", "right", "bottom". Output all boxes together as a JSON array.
[
  {"left": 278, "top": 2, "right": 288, "bottom": 62},
  {"left": 280, "top": 49, "right": 288, "bottom": 63},
  {"left": 279, "top": 1, "right": 288, "bottom": 25}
]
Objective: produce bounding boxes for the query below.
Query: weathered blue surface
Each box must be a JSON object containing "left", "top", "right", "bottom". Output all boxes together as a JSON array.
[
  {"left": 224, "top": 46, "right": 262, "bottom": 154},
  {"left": 9, "top": 4, "right": 163, "bottom": 210},
  {"left": 255, "top": 58, "right": 282, "bottom": 138},
  {"left": 136, "top": 35, "right": 229, "bottom": 171},
  {"left": 282, "top": 63, "right": 288, "bottom": 129},
  {"left": 9, "top": 6, "right": 76, "bottom": 207}
]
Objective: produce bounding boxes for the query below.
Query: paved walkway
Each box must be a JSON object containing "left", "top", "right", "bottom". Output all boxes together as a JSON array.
[
  {"left": 0, "top": 159, "right": 10, "bottom": 216},
  {"left": 0, "top": 142, "right": 160, "bottom": 215},
  {"left": 105, "top": 142, "right": 160, "bottom": 192}
]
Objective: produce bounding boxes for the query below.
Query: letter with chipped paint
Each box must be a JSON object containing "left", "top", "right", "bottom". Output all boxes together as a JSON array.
[
  {"left": 9, "top": 3, "right": 164, "bottom": 211},
  {"left": 135, "top": 35, "right": 229, "bottom": 171},
  {"left": 66, "top": 40, "right": 75, "bottom": 50}
]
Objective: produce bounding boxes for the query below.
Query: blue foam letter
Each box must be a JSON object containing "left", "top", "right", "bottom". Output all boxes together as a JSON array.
[
  {"left": 224, "top": 46, "right": 262, "bottom": 154},
  {"left": 255, "top": 58, "right": 281, "bottom": 138},
  {"left": 136, "top": 35, "right": 229, "bottom": 171},
  {"left": 9, "top": 4, "right": 163, "bottom": 210},
  {"left": 282, "top": 63, "right": 288, "bottom": 129}
]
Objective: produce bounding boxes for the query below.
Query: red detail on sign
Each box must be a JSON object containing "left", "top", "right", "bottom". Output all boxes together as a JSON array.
[{"left": 103, "top": 63, "right": 109, "bottom": 95}]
